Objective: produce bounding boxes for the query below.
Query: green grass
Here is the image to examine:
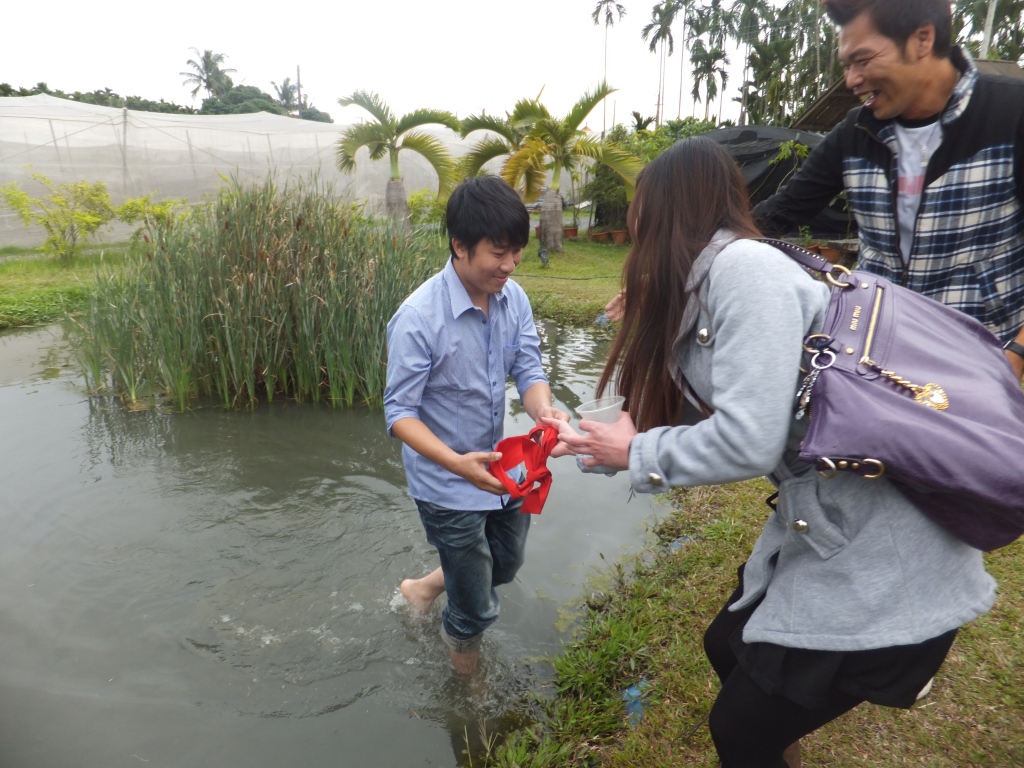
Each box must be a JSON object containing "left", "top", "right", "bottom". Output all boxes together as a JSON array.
[
  {"left": 0, "top": 228, "right": 622, "bottom": 332},
  {"left": 0, "top": 244, "right": 131, "bottom": 328},
  {"left": 516, "top": 235, "right": 627, "bottom": 325},
  {"left": 483, "top": 481, "right": 1024, "bottom": 767}
]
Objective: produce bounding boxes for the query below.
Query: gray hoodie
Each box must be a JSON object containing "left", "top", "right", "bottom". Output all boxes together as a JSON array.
[{"left": 627, "top": 234, "right": 995, "bottom": 651}]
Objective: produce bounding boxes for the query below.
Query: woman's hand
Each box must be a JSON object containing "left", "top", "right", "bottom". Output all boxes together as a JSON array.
[
  {"left": 543, "top": 419, "right": 580, "bottom": 458},
  {"left": 541, "top": 412, "right": 637, "bottom": 470},
  {"left": 604, "top": 290, "right": 626, "bottom": 322}
]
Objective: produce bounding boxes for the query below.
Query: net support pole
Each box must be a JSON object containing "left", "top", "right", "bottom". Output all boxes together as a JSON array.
[
  {"left": 122, "top": 107, "right": 129, "bottom": 197},
  {"left": 185, "top": 130, "right": 199, "bottom": 185},
  {"left": 48, "top": 119, "right": 66, "bottom": 177}
]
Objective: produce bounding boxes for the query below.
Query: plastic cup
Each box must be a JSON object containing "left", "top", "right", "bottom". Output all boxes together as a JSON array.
[
  {"left": 575, "top": 395, "right": 625, "bottom": 476},
  {"left": 575, "top": 395, "right": 625, "bottom": 424}
]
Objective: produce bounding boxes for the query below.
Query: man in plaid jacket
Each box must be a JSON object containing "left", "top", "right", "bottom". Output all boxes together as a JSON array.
[{"left": 753, "top": 0, "right": 1024, "bottom": 380}]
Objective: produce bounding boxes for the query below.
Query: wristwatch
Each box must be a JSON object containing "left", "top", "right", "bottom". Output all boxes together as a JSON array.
[{"left": 1004, "top": 339, "right": 1024, "bottom": 360}]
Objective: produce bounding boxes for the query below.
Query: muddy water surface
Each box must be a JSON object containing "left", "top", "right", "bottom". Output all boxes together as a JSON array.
[{"left": 0, "top": 322, "right": 664, "bottom": 767}]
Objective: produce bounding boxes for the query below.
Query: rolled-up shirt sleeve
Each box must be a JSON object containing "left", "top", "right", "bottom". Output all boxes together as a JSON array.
[{"left": 507, "top": 287, "right": 548, "bottom": 398}]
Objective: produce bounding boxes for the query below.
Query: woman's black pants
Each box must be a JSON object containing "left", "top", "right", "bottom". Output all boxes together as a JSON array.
[{"left": 702, "top": 581, "right": 863, "bottom": 768}]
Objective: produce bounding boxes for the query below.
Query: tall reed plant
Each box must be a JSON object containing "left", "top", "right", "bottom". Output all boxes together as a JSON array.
[{"left": 72, "top": 175, "right": 446, "bottom": 410}]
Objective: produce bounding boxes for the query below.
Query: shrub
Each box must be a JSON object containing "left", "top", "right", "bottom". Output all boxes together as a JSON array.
[
  {"left": 115, "top": 195, "right": 187, "bottom": 242},
  {"left": 407, "top": 188, "right": 447, "bottom": 229},
  {"left": 72, "top": 175, "right": 445, "bottom": 410},
  {"left": 584, "top": 120, "right": 717, "bottom": 231},
  {"left": 0, "top": 173, "right": 116, "bottom": 262}
]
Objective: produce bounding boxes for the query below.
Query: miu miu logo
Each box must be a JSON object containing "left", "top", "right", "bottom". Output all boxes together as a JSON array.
[{"left": 850, "top": 306, "right": 862, "bottom": 331}]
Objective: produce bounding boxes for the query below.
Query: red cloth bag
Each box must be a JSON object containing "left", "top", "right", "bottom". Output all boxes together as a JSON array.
[{"left": 487, "top": 426, "right": 559, "bottom": 514}]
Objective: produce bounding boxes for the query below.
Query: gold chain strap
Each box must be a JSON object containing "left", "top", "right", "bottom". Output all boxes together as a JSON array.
[{"left": 862, "top": 358, "right": 949, "bottom": 410}]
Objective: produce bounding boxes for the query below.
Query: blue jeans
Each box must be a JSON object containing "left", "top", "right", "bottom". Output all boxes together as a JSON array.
[{"left": 415, "top": 497, "right": 530, "bottom": 650}]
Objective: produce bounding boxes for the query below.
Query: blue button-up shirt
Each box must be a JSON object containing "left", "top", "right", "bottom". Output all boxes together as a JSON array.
[{"left": 384, "top": 259, "right": 548, "bottom": 510}]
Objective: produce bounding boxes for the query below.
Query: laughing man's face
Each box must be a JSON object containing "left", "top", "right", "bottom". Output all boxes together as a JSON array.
[{"left": 838, "top": 12, "right": 927, "bottom": 121}]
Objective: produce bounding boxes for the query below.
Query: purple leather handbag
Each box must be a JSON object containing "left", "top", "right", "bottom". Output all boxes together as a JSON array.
[{"left": 764, "top": 239, "right": 1024, "bottom": 551}]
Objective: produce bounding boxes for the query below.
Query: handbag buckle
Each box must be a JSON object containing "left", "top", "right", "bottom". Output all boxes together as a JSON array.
[{"left": 816, "top": 457, "right": 885, "bottom": 479}]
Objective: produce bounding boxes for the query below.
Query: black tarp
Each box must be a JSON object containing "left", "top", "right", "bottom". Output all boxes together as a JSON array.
[{"left": 703, "top": 125, "right": 856, "bottom": 237}]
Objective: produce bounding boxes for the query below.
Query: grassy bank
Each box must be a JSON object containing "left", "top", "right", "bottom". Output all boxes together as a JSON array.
[
  {"left": 483, "top": 484, "right": 1024, "bottom": 768},
  {"left": 0, "top": 244, "right": 130, "bottom": 329},
  {"left": 0, "top": 234, "right": 622, "bottom": 332},
  {"left": 515, "top": 236, "right": 626, "bottom": 325}
]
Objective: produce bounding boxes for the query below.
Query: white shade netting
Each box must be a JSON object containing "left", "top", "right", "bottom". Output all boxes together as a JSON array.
[{"left": 0, "top": 95, "right": 481, "bottom": 247}]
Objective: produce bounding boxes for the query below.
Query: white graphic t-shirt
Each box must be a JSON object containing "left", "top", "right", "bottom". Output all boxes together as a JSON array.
[{"left": 894, "top": 117, "right": 943, "bottom": 264}]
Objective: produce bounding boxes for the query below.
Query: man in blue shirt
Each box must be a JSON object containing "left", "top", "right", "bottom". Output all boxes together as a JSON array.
[{"left": 384, "top": 176, "right": 568, "bottom": 675}]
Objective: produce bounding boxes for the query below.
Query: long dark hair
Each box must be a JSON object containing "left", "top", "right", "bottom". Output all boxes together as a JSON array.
[{"left": 598, "top": 136, "right": 761, "bottom": 432}]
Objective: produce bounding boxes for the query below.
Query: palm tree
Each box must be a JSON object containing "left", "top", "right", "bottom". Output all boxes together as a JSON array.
[
  {"left": 460, "top": 96, "right": 551, "bottom": 201},
  {"left": 335, "top": 91, "right": 460, "bottom": 225},
  {"left": 671, "top": 0, "right": 697, "bottom": 119},
  {"left": 591, "top": 0, "right": 627, "bottom": 135},
  {"left": 691, "top": 42, "right": 730, "bottom": 121},
  {"left": 180, "top": 49, "right": 236, "bottom": 99},
  {"left": 502, "top": 82, "right": 642, "bottom": 252},
  {"left": 271, "top": 77, "right": 298, "bottom": 112},
  {"left": 744, "top": 36, "right": 797, "bottom": 126},
  {"left": 953, "top": 0, "right": 1024, "bottom": 57},
  {"left": 716, "top": 57, "right": 731, "bottom": 123},
  {"left": 641, "top": 1, "right": 677, "bottom": 126},
  {"left": 731, "top": 0, "right": 767, "bottom": 124},
  {"left": 631, "top": 111, "right": 656, "bottom": 131}
]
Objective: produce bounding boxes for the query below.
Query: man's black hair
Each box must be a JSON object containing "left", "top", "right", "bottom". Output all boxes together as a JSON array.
[
  {"left": 445, "top": 176, "right": 530, "bottom": 259},
  {"left": 824, "top": 0, "right": 953, "bottom": 58}
]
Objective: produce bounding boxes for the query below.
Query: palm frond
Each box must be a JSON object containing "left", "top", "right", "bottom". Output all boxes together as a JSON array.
[
  {"left": 460, "top": 114, "right": 515, "bottom": 141},
  {"left": 592, "top": 0, "right": 626, "bottom": 26},
  {"left": 501, "top": 138, "right": 550, "bottom": 199},
  {"left": 589, "top": 142, "right": 644, "bottom": 190},
  {"left": 335, "top": 123, "right": 390, "bottom": 172},
  {"left": 563, "top": 82, "right": 615, "bottom": 134},
  {"left": 532, "top": 117, "right": 566, "bottom": 144},
  {"left": 395, "top": 109, "right": 460, "bottom": 136},
  {"left": 399, "top": 131, "right": 457, "bottom": 195},
  {"left": 461, "top": 136, "right": 515, "bottom": 176},
  {"left": 337, "top": 91, "right": 395, "bottom": 130},
  {"left": 508, "top": 97, "right": 551, "bottom": 128},
  {"left": 520, "top": 164, "right": 548, "bottom": 204}
]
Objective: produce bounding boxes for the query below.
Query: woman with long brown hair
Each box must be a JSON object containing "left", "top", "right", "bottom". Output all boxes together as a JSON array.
[{"left": 546, "top": 136, "right": 994, "bottom": 767}]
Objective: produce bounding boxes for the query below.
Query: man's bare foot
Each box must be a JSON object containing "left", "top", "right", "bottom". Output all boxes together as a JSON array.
[
  {"left": 450, "top": 647, "right": 480, "bottom": 676},
  {"left": 400, "top": 567, "right": 446, "bottom": 614}
]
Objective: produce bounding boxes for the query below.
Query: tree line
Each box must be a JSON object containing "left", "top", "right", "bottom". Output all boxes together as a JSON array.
[
  {"left": 0, "top": 48, "right": 332, "bottom": 123},
  {"left": 596, "top": 0, "right": 1024, "bottom": 129}
]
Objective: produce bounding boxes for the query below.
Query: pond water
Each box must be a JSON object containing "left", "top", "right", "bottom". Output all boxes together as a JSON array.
[{"left": 0, "top": 322, "right": 666, "bottom": 768}]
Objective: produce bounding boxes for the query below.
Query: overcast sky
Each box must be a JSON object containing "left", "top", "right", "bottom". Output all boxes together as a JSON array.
[{"left": 4, "top": 0, "right": 750, "bottom": 127}]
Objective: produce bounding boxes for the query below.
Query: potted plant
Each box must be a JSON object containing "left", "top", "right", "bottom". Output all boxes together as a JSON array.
[
  {"left": 794, "top": 224, "right": 825, "bottom": 254},
  {"left": 583, "top": 163, "right": 628, "bottom": 246}
]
